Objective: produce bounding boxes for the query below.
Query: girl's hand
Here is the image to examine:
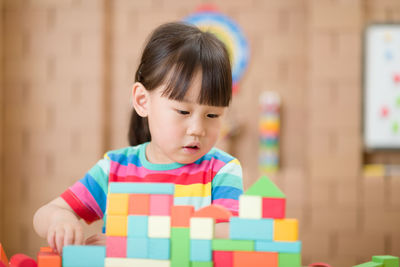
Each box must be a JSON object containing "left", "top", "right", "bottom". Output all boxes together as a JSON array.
[
  {"left": 85, "top": 233, "right": 106, "bottom": 246},
  {"left": 47, "top": 221, "right": 84, "bottom": 254}
]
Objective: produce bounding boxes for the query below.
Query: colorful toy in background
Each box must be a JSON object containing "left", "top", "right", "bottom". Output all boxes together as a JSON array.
[
  {"left": 364, "top": 24, "right": 400, "bottom": 149},
  {"left": 184, "top": 5, "right": 249, "bottom": 95},
  {"left": 352, "top": 255, "right": 399, "bottom": 267},
  {"left": 259, "top": 91, "right": 281, "bottom": 174}
]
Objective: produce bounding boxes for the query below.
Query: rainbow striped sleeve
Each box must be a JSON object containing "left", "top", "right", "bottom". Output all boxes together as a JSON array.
[
  {"left": 211, "top": 157, "right": 243, "bottom": 217},
  {"left": 61, "top": 154, "right": 110, "bottom": 224}
]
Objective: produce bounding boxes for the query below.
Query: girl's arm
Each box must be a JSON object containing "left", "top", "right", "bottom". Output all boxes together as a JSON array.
[
  {"left": 33, "top": 197, "right": 84, "bottom": 254},
  {"left": 215, "top": 222, "right": 230, "bottom": 238}
]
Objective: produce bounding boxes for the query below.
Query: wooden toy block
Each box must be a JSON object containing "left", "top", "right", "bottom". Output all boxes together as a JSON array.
[
  {"left": 62, "top": 245, "right": 106, "bottom": 267},
  {"left": 190, "top": 218, "right": 214, "bottom": 240},
  {"left": 352, "top": 262, "right": 383, "bottom": 267},
  {"left": 278, "top": 253, "right": 301, "bottom": 267},
  {"left": 171, "top": 206, "right": 194, "bottom": 227},
  {"left": 110, "top": 182, "right": 175, "bottom": 195},
  {"left": 213, "top": 251, "right": 233, "bottom": 267},
  {"left": 150, "top": 194, "right": 173, "bottom": 215},
  {"left": 262, "top": 197, "right": 285, "bottom": 219},
  {"left": 107, "top": 193, "right": 129, "bottom": 216},
  {"left": 190, "top": 239, "right": 212, "bottom": 261},
  {"left": 372, "top": 255, "right": 399, "bottom": 267},
  {"left": 244, "top": 176, "right": 285, "bottom": 198},
  {"left": 0, "top": 243, "right": 9, "bottom": 267},
  {"left": 212, "top": 239, "right": 254, "bottom": 251},
  {"left": 128, "top": 194, "right": 150, "bottom": 215},
  {"left": 39, "top": 247, "right": 52, "bottom": 253},
  {"left": 255, "top": 241, "right": 301, "bottom": 253},
  {"left": 0, "top": 262, "right": 6, "bottom": 267},
  {"left": 148, "top": 216, "right": 171, "bottom": 238},
  {"left": 106, "top": 236, "right": 127, "bottom": 258},
  {"left": 104, "top": 257, "right": 170, "bottom": 267},
  {"left": 106, "top": 215, "right": 128, "bottom": 236},
  {"left": 128, "top": 215, "right": 148, "bottom": 237},
  {"left": 191, "top": 262, "right": 213, "bottom": 267},
  {"left": 239, "top": 195, "right": 262, "bottom": 219},
  {"left": 233, "top": 251, "right": 278, "bottom": 267},
  {"left": 274, "top": 219, "right": 298, "bottom": 241},
  {"left": 127, "top": 237, "right": 148, "bottom": 259},
  {"left": 148, "top": 238, "right": 170, "bottom": 260},
  {"left": 192, "top": 205, "right": 232, "bottom": 221},
  {"left": 9, "top": 254, "right": 37, "bottom": 267},
  {"left": 229, "top": 217, "right": 273, "bottom": 241},
  {"left": 171, "top": 228, "right": 190, "bottom": 267},
  {"left": 37, "top": 250, "right": 61, "bottom": 267}
]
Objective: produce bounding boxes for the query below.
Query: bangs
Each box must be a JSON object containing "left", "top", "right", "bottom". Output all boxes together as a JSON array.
[{"left": 160, "top": 31, "right": 232, "bottom": 107}]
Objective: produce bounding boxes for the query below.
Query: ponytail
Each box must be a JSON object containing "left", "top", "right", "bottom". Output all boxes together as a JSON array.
[{"left": 128, "top": 109, "right": 151, "bottom": 146}]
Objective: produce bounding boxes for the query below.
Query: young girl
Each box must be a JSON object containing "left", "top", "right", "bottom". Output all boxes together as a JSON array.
[{"left": 33, "top": 22, "right": 243, "bottom": 254}]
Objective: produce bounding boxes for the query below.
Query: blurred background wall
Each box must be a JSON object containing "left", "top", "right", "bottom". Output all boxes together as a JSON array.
[{"left": 0, "top": 0, "right": 400, "bottom": 266}]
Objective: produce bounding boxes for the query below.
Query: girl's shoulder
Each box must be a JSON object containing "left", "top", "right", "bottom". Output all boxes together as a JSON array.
[
  {"left": 200, "top": 147, "right": 239, "bottom": 165},
  {"left": 103, "top": 144, "right": 144, "bottom": 163}
]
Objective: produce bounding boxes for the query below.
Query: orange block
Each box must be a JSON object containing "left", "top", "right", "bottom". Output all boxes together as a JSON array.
[
  {"left": 171, "top": 206, "right": 194, "bottom": 227},
  {"left": 233, "top": 251, "right": 278, "bottom": 267},
  {"left": 192, "top": 204, "right": 232, "bottom": 221},
  {"left": 37, "top": 250, "right": 61, "bottom": 267},
  {"left": 0, "top": 243, "right": 8, "bottom": 267},
  {"left": 128, "top": 194, "right": 150, "bottom": 215},
  {"left": 39, "top": 247, "right": 52, "bottom": 253}
]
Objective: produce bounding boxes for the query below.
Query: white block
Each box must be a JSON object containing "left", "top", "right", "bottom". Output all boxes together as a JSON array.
[
  {"left": 105, "top": 257, "right": 170, "bottom": 267},
  {"left": 190, "top": 217, "right": 214, "bottom": 239},
  {"left": 148, "top": 216, "right": 171, "bottom": 238},
  {"left": 239, "top": 195, "right": 262, "bottom": 219}
]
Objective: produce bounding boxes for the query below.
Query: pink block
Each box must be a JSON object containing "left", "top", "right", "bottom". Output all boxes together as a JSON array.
[
  {"left": 262, "top": 198, "right": 285, "bottom": 218},
  {"left": 106, "top": 236, "right": 127, "bottom": 258},
  {"left": 150, "top": 194, "right": 173, "bottom": 215},
  {"left": 213, "top": 251, "right": 233, "bottom": 267}
]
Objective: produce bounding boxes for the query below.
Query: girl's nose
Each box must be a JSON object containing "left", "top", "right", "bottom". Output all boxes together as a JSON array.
[{"left": 187, "top": 118, "right": 206, "bottom": 137}]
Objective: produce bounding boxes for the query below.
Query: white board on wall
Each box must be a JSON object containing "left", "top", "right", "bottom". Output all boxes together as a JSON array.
[{"left": 364, "top": 24, "right": 400, "bottom": 150}]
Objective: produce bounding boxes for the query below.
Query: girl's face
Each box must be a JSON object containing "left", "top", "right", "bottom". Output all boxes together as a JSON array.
[{"left": 146, "top": 71, "right": 226, "bottom": 164}]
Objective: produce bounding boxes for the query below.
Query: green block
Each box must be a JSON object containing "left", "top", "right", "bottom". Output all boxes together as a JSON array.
[
  {"left": 352, "top": 262, "right": 383, "bottom": 267},
  {"left": 191, "top": 261, "right": 213, "bottom": 267},
  {"left": 171, "top": 228, "right": 190, "bottom": 267},
  {"left": 245, "top": 176, "right": 285, "bottom": 198},
  {"left": 372, "top": 255, "right": 399, "bottom": 267},
  {"left": 212, "top": 239, "right": 254, "bottom": 251},
  {"left": 278, "top": 253, "right": 301, "bottom": 267}
]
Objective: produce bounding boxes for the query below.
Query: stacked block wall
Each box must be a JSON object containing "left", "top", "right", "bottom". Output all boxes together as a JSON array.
[{"left": 1, "top": 0, "right": 400, "bottom": 265}]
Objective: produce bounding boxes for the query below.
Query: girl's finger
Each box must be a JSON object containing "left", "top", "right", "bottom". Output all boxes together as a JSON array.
[
  {"left": 47, "top": 229, "right": 56, "bottom": 252},
  {"left": 63, "top": 225, "right": 74, "bottom": 247},
  {"left": 74, "top": 227, "right": 84, "bottom": 245},
  {"left": 55, "top": 228, "right": 65, "bottom": 255}
]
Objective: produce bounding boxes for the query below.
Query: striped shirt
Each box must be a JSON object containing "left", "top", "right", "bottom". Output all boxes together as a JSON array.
[{"left": 61, "top": 142, "right": 243, "bottom": 224}]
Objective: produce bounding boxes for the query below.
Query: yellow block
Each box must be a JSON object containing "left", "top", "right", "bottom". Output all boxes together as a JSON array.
[
  {"left": 274, "top": 218, "right": 298, "bottom": 241},
  {"left": 107, "top": 193, "right": 129, "bottom": 215},
  {"left": 106, "top": 215, "right": 127, "bottom": 236}
]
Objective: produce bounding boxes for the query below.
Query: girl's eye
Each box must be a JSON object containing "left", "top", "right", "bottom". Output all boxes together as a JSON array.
[
  {"left": 207, "top": 114, "right": 219, "bottom": 118},
  {"left": 177, "top": 110, "right": 190, "bottom": 115}
]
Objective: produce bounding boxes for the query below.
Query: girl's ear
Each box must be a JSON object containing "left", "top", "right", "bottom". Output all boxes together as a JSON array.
[{"left": 132, "top": 82, "right": 149, "bottom": 117}]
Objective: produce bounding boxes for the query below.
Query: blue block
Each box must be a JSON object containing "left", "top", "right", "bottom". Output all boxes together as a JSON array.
[
  {"left": 62, "top": 245, "right": 105, "bottom": 267},
  {"left": 255, "top": 241, "right": 302, "bottom": 253},
  {"left": 128, "top": 215, "right": 148, "bottom": 237},
  {"left": 230, "top": 217, "right": 273, "bottom": 241},
  {"left": 127, "top": 237, "right": 148, "bottom": 258},
  {"left": 190, "top": 239, "right": 212, "bottom": 261},
  {"left": 109, "top": 182, "right": 175, "bottom": 194},
  {"left": 148, "top": 238, "right": 170, "bottom": 260}
]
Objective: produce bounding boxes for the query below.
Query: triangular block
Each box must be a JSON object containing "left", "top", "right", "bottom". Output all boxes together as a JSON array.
[
  {"left": 192, "top": 205, "right": 232, "bottom": 221},
  {"left": 244, "top": 176, "right": 285, "bottom": 198}
]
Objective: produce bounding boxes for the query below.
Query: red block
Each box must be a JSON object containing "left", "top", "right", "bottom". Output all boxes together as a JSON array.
[
  {"left": 128, "top": 194, "right": 150, "bottom": 215},
  {"left": 106, "top": 236, "right": 127, "bottom": 258},
  {"left": 233, "top": 251, "right": 278, "bottom": 267},
  {"left": 0, "top": 243, "right": 8, "bottom": 267},
  {"left": 213, "top": 251, "right": 233, "bottom": 267},
  {"left": 0, "top": 262, "right": 7, "bottom": 267},
  {"left": 9, "top": 254, "right": 37, "bottom": 267},
  {"left": 171, "top": 206, "right": 194, "bottom": 227},
  {"left": 37, "top": 250, "right": 61, "bottom": 267},
  {"left": 262, "top": 197, "right": 285, "bottom": 218},
  {"left": 150, "top": 194, "right": 173, "bottom": 215}
]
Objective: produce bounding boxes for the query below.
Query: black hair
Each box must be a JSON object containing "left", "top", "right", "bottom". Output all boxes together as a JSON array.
[{"left": 128, "top": 22, "right": 232, "bottom": 146}]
